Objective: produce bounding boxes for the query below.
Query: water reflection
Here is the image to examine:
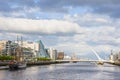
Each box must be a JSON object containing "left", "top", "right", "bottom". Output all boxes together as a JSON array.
[{"left": 0, "top": 63, "right": 120, "bottom": 80}]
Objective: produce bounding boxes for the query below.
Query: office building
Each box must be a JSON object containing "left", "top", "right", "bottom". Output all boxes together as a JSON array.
[
  {"left": 36, "top": 40, "right": 49, "bottom": 58},
  {"left": 0, "top": 40, "right": 18, "bottom": 55},
  {"left": 57, "top": 52, "right": 64, "bottom": 60},
  {"left": 47, "top": 48, "right": 57, "bottom": 60},
  {"left": 21, "top": 40, "right": 49, "bottom": 58},
  {"left": 109, "top": 51, "right": 120, "bottom": 61}
]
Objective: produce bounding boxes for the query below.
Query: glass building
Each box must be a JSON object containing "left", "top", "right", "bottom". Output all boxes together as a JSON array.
[{"left": 36, "top": 40, "right": 50, "bottom": 58}]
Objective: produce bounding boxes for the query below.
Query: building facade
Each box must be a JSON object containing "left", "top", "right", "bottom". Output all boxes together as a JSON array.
[
  {"left": 0, "top": 40, "right": 7, "bottom": 55},
  {"left": 0, "top": 40, "right": 18, "bottom": 55},
  {"left": 47, "top": 48, "right": 57, "bottom": 60},
  {"left": 57, "top": 52, "right": 64, "bottom": 60},
  {"left": 21, "top": 40, "right": 49, "bottom": 58},
  {"left": 109, "top": 51, "right": 120, "bottom": 61},
  {"left": 0, "top": 40, "right": 51, "bottom": 60},
  {"left": 36, "top": 40, "right": 49, "bottom": 58}
]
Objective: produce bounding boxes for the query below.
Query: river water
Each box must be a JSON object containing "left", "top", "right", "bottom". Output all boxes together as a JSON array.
[{"left": 0, "top": 62, "right": 120, "bottom": 80}]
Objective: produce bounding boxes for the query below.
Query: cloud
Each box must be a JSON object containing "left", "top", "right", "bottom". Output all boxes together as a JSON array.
[
  {"left": 0, "top": 0, "right": 120, "bottom": 18},
  {"left": 64, "top": 13, "right": 120, "bottom": 47},
  {"left": 38, "top": 0, "right": 120, "bottom": 18},
  {"left": 0, "top": 17, "right": 84, "bottom": 35},
  {"left": 51, "top": 34, "right": 119, "bottom": 59},
  {"left": 50, "top": 13, "right": 120, "bottom": 58},
  {"left": 0, "top": 0, "right": 119, "bottom": 59},
  {"left": 64, "top": 13, "right": 113, "bottom": 27}
]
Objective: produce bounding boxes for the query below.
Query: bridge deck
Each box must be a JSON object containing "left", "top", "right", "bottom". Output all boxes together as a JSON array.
[{"left": 55, "top": 60, "right": 113, "bottom": 63}]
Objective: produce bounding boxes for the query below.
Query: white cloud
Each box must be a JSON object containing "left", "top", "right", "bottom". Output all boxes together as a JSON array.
[
  {"left": 0, "top": 13, "right": 119, "bottom": 59},
  {"left": 0, "top": 17, "right": 84, "bottom": 35},
  {"left": 64, "top": 13, "right": 112, "bottom": 27},
  {"left": 50, "top": 13, "right": 120, "bottom": 58}
]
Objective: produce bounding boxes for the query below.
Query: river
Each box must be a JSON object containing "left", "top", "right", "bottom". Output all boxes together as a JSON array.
[{"left": 0, "top": 62, "right": 120, "bottom": 80}]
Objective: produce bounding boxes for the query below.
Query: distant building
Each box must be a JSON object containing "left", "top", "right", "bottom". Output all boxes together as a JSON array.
[
  {"left": 0, "top": 40, "right": 7, "bottom": 55},
  {"left": 109, "top": 53, "right": 114, "bottom": 61},
  {"left": 0, "top": 40, "right": 18, "bottom": 56},
  {"left": 20, "top": 40, "right": 50, "bottom": 58},
  {"left": 45, "top": 49, "right": 50, "bottom": 58},
  {"left": 47, "top": 48, "right": 57, "bottom": 60},
  {"left": 21, "top": 41, "right": 38, "bottom": 57},
  {"left": 64, "top": 56, "right": 71, "bottom": 60},
  {"left": 57, "top": 52, "right": 64, "bottom": 60},
  {"left": 36, "top": 40, "right": 49, "bottom": 58},
  {"left": 109, "top": 51, "right": 120, "bottom": 61},
  {"left": 118, "top": 52, "right": 120, "bottom": 60},
  {"left": 0, "top": 40, "right": 50, "bottom": 61}
]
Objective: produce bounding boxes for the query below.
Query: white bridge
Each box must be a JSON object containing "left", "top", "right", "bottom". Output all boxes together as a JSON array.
[
  {"left": 56, "top": 48, "right": 114, "bottom": 64},
  {"left": 55, "top": 59, "right": 113, "bottom": 63}
]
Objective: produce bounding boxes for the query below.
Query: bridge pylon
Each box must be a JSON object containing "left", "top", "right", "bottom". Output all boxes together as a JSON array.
[{"left": 91, "top": 48, "right": 104, "bottom": 65}]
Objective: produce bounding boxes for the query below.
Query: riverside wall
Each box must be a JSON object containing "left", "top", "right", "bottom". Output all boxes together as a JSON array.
[{"left": 0, "top": 61, "right": 69, "bottom": 70}]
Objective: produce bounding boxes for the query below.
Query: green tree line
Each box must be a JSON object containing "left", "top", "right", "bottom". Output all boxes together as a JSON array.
[
  {"left": 37, "top": 57, "right": 51, "bottom": 61},
  {"left": 0, "top": 55, "right": 14, "bottom": 60}
]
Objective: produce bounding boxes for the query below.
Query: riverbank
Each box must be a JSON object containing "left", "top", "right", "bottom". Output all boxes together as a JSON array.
[
  {"left": 27, "top": 61, "right": 69, "bottom": 66},
  {"left": 111, "top": 61, "right": 120, "bottom": 66},
  {"left": 0, "top": 61, "right": 69, "bottom": 70}
]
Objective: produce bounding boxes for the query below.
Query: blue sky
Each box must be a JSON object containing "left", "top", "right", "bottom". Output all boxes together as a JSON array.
[{"left": 0, "top": 0, "right": 120, "bottom": 59}]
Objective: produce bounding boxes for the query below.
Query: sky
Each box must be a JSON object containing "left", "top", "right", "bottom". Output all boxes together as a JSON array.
[{"left": 0, "top": 0, "right": 120, "bottom": 59}]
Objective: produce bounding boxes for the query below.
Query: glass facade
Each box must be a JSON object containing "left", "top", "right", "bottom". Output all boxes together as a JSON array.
[{"left": 36, "top": 40, "right": 50, "bottom": 58}]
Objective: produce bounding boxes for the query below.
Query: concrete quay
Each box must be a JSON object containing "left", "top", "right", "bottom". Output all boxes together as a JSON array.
[
  {"left": 27, "top": 61, "right": 69, "bottom": 66},
  {"left": 112, "top": 61, "right": 120, "bottom": 66},
  {"left": 0, "top": 61, "right": 69, "bottom": 70}
]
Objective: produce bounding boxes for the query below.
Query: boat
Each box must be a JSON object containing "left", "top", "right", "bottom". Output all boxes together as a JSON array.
[
  {"left": 9, "top": 36, "right": 26, "bottom": 70},
  {"left": 9, "top": 60, "right": 26, "bottom": 70}
]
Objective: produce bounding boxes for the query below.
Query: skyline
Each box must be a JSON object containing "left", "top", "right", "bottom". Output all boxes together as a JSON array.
[{"left": 0, "top": 0, "right": 120, "bottom": 59}]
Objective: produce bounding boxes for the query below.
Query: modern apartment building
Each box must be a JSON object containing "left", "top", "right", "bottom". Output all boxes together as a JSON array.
[
  {"left": 47, "top": 48, "right": 57, "bottom": 60},
  {"left": 21, "top": 40, "right": 49, "bottom": 58},
  {"left": 0, "top": 40, "right": 16, "bottom": 55},
  {"left": 0, "top": 39, "right": 52, "bottom": 60},
  {"left": 0, "top": 40, "right": 7, "bottom": 54}
]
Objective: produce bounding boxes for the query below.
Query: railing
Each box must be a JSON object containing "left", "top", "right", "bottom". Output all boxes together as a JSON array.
[{"left": 55, "top": 59, "right": 114, "bottom": 63}]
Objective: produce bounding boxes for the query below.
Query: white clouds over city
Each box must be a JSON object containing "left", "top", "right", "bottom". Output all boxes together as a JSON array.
[
  {"left": 0, "top": 17, "right": 83, "bottom": 35},
  {"left": 0, "top": 0, "right": 119, "bottom": 59}
]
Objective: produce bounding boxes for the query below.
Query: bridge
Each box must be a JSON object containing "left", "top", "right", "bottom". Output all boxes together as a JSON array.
[
  {"left": 55, "top": 59, "right": 114, "bottom": 64},
  {"left": 56, "top": 48, "right": 114, "bottom": 65}
]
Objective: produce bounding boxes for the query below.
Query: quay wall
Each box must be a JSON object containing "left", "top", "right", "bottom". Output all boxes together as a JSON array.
[
  {"left": 112, "top": 61, "right": 120, "bottom": 66},
  {"left": 27, "top": 61, "right": 69, "bottom": 66},
  {"left": 0, "top": 61, "right": 69, "bottom": 70}
]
